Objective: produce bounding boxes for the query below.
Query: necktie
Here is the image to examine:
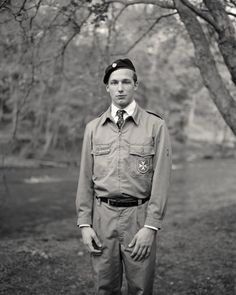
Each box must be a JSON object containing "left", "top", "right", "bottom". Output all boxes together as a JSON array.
[{"left": 116, "top": 109, "right": 126, "bottom": 129}]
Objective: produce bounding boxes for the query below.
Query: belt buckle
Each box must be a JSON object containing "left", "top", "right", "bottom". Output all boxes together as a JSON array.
[{"left": 138, "top": 199, "right": 142, "bottom": 206}]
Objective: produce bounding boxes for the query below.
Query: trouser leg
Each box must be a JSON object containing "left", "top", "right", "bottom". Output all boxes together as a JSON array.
[
  {"left": 121, "top": 243, "right": 156, "bottom": 295},
  {"left": 91, "top": 199, "right": 123, "bottom": 295},
  {"left": 120, "top": 202, "right": 157, "bottom": 295},
  {"left": 91, "top": 199, "right": 157, "bottom": 295}
]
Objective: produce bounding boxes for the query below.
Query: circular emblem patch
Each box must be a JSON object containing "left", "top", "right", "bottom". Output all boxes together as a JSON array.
[
  {"left": 137, "top": 158, "right": 150, "bottom": 174},
  {"left": 112, "top": 63, "right": 117, "bottom": 68}
]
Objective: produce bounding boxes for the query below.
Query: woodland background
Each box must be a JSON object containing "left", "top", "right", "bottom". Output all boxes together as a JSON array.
[
  {"left": 1, "top": 1, "right": 236, "bottom": 295},
  {"left": 0, "top": 0, "right": 236, "bottom": 166}
]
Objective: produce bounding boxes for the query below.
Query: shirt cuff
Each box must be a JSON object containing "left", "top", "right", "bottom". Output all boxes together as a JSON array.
[
  {"left": 78, "top": 224, "right": 91, "bottom": 228},
  {"left": 144, "top": 225, "right": 159, "bottom": 231}
]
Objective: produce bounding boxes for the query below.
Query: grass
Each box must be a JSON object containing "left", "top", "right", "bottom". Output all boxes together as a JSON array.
[{"left": 0, "top": 159, "right": 236, "bottom": 294}]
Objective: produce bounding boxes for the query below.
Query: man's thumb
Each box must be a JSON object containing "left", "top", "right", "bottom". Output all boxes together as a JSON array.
[{"left": 93, "top": 234, "right": 102, "bottom": 248}]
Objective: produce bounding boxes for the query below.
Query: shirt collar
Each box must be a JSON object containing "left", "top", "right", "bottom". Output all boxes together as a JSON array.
[
  {"left": 111, "top": 100, "right": 136, "bottom": 119},
  {"left": 100, "top": 106, "right": 113, "bottom": 125},
  {"left": 101, "top": 100, "right": 141, "bottom": 125}
]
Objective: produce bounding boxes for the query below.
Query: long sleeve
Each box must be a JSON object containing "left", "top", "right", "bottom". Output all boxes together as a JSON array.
[
  {"left": 75, "top": 124, "right": 94, "bottom": 226},
  {"left": 145, "top": 121, "right": 172, "bottom": 229}
]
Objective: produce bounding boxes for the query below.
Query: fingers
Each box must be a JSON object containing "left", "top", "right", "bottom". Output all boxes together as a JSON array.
[
  {"left": 90, "top": 233, "right": 102, "bottom": 255},
  {"left": 131, "top": 245, "right": 150, "bottom": 261},
  {"left": 89, "top": 240, "right": 103, "bottom": 255},
  {"left": 139, "top": 247, "right": 148, "bottom": 261},
  {"left": 144, "top": 246, "right": 151, "bottom": 259},
  {"left": 81, "top": 227, "right": 102, "bottom": 255},
  {"left": 85, "top": 238, "right": 102, "bottom": 255},
  {"left": 130, "top": 245, "right": 143, "bottom": 261},
  {"left": 92, "top": 234, "right": 102, "bottom": 248},
  {"left": 130, "top": 235, "right": 144, "bottom": 260}
]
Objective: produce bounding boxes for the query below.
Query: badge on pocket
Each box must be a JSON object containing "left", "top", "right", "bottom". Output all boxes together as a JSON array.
[{"left": 137, "top": 158, "right": 150, "bottom": 174}]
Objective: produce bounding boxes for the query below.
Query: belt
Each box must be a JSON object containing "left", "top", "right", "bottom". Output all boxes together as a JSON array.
[{"left": 97, "top": 197, "right": 149, "bottom": 207}]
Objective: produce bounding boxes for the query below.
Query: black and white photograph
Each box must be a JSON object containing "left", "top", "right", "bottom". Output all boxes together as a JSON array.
[{"left": 0, "top": 1, "right": 236, "bottom": 294}]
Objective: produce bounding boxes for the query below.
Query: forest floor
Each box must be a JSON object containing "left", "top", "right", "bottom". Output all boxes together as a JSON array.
[{"left": 0, "top": 159, "right": 236, "bottom": 295}]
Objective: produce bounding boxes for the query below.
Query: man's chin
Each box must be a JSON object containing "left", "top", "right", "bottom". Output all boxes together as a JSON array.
[{"left": 116, "top": 100, "right": 129, "bottom": 108}]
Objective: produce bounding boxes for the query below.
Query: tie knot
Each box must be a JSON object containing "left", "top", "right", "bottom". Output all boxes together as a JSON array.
[
  {"left": 116, "top": 109, "right": 126, "bottom": 129},
  {"left": 116, "top": 109, "right": 126, "bottom": 118}
]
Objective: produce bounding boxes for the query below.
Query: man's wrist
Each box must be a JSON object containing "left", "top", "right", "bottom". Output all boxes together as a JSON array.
[
  {"left": 79, "top": 224, "right": 91, "bottom": 228},
  {"left": 144, "top": 225, "right": 159, "bottom": 231}
]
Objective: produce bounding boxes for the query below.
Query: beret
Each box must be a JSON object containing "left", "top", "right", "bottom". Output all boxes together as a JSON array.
[{"left": 103, "top": 58, "right": 136, "bottom": 84}]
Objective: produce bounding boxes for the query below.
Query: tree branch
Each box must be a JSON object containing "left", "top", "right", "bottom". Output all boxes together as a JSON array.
[
  {"left": 180, "top": 0, "right": 220, "bottom": 31},
  {"left": 114, "top": 5, "right": 127, "bottom": 22},
  {"left": 0, "top": 0, "right": 9, "bottom": 10},
  {"left": 203, "top": 0, "right": 236, "bottom": 85},
  {"left": 29, "top": 0, "right": 43, "bottom": 29},
  {"left": 17, "top": 0, "right": 27, "bottom": 14},
  {"left": 229, "top": 0, "right": 236, "bottom": 7},
  {"left": 113, "top": 12, "right": 177, "bottom": 55},
  {"left": 105, "top": 0, "right": 175, "bottom": 9},
  {"left": 59, "top": 11, "right": 92, "bottom": 69},
  {"left": 175, "top": 0, "right": 236, "bottom": 135}
]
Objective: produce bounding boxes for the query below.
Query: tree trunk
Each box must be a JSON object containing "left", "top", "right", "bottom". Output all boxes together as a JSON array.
[
  {"left": 42, "top": 112, "right": 53, "bottom": 156},
  {"left": 11, "top": 77, "right": 19, "bottom": 139},
  {"left": 188, "top": 96, "right": 196, "bottom": 126},
  {"left": 175, "top": 0, "right": 236, "bottom": 136},
  {"left": 203, "top": 0, "right": 236, "bottom": 85}
]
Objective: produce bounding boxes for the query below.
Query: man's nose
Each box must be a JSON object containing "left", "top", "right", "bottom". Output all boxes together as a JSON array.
[{"left": 118, "top": 82, "right": 124, "bottom": 92}]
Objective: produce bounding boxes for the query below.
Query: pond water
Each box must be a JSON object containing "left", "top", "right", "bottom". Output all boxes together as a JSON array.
[{"left": 0, "top": 158, "right": 236, "bottom": 238}]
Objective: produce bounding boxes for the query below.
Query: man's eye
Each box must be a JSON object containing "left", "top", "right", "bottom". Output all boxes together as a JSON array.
[
  {"left": 123, "top": 80, "right": 131, "bottom": 84},
  {"left": 110, "top": 81, "right": 118, "bottom": 85}
]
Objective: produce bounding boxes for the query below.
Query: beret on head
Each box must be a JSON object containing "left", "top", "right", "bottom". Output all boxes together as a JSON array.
[{"left": 103, "top": 58, "right": 136, "bottom": 84}]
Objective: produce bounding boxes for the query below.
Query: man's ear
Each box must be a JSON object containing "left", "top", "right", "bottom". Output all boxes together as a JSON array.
[
  {"left": 134, "top": 81, "right": 139, "bottom": 90},
  {"left": 106, "top": 84, "right": 110, "bottom": 92}
]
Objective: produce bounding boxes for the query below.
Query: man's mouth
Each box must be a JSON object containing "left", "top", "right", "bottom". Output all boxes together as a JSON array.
[{"left": 117, "top": 95, "right": 126, "bottom": 98}]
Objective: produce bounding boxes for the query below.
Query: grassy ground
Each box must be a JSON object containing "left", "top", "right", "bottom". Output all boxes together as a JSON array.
[{"left": 0, "top": 159, "right": 236, "bottom": 294}]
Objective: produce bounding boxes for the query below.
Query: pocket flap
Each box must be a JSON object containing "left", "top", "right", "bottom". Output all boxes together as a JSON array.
[
  {"left": 93, "top": 144, "right": 111, "bottom": 156},
  {"left": 130, "top": 145, "right": 155, "bottom": 157}
]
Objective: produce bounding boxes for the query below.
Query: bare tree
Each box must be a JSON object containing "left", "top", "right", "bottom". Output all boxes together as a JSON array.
[{"left": 105, "top": 0, "right": 236, "bottom": 135}]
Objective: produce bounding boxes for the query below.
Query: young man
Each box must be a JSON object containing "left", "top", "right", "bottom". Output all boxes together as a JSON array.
[{"left": 76, "top": 58, "right": 172, "bottom": 294}]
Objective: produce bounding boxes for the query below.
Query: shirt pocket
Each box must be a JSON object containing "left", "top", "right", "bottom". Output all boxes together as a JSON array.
[
  {"left": 129, "top": 145, "right": 155, "bottom": 177},
  {"left": 92, "top": 144, "right": 111, "bottom": 178}
]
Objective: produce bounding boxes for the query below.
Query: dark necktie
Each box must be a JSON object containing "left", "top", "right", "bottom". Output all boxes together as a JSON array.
[{"left": 116, "top": 109, "right": 126, "bottom": 129}]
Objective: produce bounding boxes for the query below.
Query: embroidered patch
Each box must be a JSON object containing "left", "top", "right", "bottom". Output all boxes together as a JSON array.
[{"left": 137, "top": 158, "right": 150, "bottom": 174}]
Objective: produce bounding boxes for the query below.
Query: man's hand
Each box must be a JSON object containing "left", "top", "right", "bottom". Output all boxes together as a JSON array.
[
  {"left": 128, "top": 227, "right": 157, "bottom": 261},
  {"left": 81, "top": 227, "right": 102, "bottom": 255}
]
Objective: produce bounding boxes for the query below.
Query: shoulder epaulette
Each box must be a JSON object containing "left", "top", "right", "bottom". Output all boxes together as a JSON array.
[
  {"left": 98, "top": 111, "right": 105, "bottom": 117},
  {"left": 146, "top": 110, "right": 163, "bottom": 120}
]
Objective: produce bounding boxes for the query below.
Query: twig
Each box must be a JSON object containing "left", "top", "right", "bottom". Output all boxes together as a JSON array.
[
  {"left": 29, "top": 0, "right": 43, "bottom": 29},
  {"left": 0, "top": 0, "right": 9, "bottom": 10},
  {"left": 112, "top": 11, "right": 177, "bottom": 55},
  {"left": 229, "top": 0, "right": 236, "bottom": 7},
  {"left": 105, "top": 0, "right": 175, "bottom": 9},
  {"left": 59, "top": 11, "right": 92, "bottom": 70}
]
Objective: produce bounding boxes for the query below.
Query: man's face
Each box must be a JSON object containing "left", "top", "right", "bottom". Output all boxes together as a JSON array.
[{"left": 106, "top": 68, "right": 138, "bottom": 109}]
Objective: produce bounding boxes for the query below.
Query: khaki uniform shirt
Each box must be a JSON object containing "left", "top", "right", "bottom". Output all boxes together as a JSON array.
[{"left": 76, "top": 103, "right": 172, "bottom": 229}]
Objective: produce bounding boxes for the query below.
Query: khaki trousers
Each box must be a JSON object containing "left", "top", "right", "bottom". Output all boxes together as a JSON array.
[{"left": 91, "top": 198, "right": 157, "bottom": 295}]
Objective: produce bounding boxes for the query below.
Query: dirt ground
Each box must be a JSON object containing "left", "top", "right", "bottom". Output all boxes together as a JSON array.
[{"left": 0, "top": 159, "right": 236, "bottom": 294}]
